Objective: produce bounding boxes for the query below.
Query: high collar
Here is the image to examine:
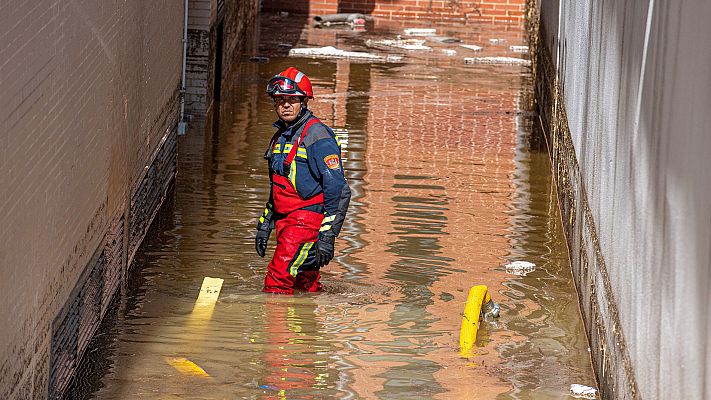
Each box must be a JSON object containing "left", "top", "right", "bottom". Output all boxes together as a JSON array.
[{"left": 272, "top": 109, "right": 313, "bottom": 135}]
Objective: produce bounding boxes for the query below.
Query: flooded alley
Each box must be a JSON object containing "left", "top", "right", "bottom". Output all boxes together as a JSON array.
[{"left": 80, "top": 16, "right": 596, "bottom": 399}]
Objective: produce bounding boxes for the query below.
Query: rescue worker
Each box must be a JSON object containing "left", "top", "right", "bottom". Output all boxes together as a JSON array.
[{"left": 255, "top": 67, "right": 351, "bottom": 294}]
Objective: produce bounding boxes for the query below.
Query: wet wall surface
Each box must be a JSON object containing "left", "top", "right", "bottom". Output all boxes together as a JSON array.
[{"left": 78, "top": 16, "right": 596, "bottom": 400}]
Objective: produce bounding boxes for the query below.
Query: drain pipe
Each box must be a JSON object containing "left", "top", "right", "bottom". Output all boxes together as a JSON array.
[{"left": 178, "top": 0, "right": 189, "bottom": 136}]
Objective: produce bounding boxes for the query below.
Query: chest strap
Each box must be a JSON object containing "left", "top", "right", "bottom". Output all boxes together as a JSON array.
[{"left": 283, "top": 117, "right": 320, "bottom": 167}]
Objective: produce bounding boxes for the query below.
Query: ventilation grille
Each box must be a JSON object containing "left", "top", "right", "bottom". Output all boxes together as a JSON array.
[
  {"left": 49, "top": 248, "right": 105, "bottom": 399},
  {"left": 128, "top": 131, "right": 177, "bottom": 265},
  {"left": 49, "top": 129, "right": 177, "bottom": 399}
]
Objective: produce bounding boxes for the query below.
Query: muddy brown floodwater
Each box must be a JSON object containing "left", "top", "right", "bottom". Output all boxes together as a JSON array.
[{"left": 77, "top": 16, "right": 597, "bottom": 400}]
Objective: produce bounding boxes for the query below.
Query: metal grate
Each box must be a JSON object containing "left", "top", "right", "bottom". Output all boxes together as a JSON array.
[
  {"left": 49, "top": 249, "right": 104, "bottom": 399},
  {"left": 101, "top": 216, "right": 124, "bottom": 318},
  {"left": 128, "top": 130, "right": 177, "bottom": 265},
  {"left": 49, "top": 128, "right": 177, "bottom": 399}
]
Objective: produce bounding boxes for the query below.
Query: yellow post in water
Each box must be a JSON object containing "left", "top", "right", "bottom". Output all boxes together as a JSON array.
[
  {"left": 191, "top": 276, "right": 224, "bottom": 321},
  {"left": 459, "top": 285, "right": 491, "bottom": 356},
  {"left": 164, "top": 276, "right": 224, "bottom": 378}
]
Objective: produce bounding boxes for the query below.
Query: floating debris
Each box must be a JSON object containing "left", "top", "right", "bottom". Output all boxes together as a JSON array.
[
  {"left": 249, "top": 56, "right": 270, "bottom": 63},
  {"left": 464, "top": 57, "right": 531, "bottom": 66},
  {"left": 404, "top": 28, "right": 437, "bottom": 36},
  {"left": 510, "top": 45, "right": 529, "bottom": 53},
  {"left": 431, "top": 36, "right": 461, "bottom": 43},
  {"left": 489, "top": 38, "right": 507, "bottom": 44},
  {"left": 460, "top": 44, "right": 483, "bottom": 52},
  {"left": 504, "top": 261, "right": 536, "bottom": 276},
  {"left": 314, "top": 13, "right": 366, "bottom": 27},
  {"left": 366, "top": 38, "right": 431, "bottom": 51},
  {"left": 570, "top": 384, "right": 598, "bottom": 399},
  {"left": 289, "top": 46, "right": 383, "bottom": 60}
]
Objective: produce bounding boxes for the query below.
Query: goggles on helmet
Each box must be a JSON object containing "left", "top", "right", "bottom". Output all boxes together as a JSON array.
[{"left": 266, "top": 77, "right": 306, "bottom": 97}]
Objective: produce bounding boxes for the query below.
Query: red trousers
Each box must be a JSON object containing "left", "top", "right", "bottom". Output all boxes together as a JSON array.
[{"left": 263, "top": 210, "right": 323, "bottom": 294}]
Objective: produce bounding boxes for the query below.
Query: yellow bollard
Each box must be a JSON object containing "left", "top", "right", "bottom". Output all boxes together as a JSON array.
[{"left": 459, "top": 285, "right": 494, "bottom": 356}]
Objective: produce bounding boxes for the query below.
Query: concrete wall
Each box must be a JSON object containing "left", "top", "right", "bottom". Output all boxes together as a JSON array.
[
  {"left": 185, "top": 0, "right": 260, "bottom": 117},
  {"left": 535, "top": 1, "right": 711, "bottom": 399},
  {"left": 0, "top": 1, "right": 183, "bottom": 398},
  {"left": 261, "top": 0, "right": 526, "bottom": 23}
]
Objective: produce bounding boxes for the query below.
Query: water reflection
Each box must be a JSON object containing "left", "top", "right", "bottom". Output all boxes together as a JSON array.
[{"left": 85, "top": 16, "right": 595, "bottom": 400}]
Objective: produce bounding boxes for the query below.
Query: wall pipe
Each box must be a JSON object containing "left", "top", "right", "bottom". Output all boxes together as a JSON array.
[{"left": 178, "top": 0, "right": 189, "bottom": 136}]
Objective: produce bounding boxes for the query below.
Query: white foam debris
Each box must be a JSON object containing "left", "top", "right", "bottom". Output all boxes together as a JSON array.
[
  {"left": 404, "top": 28, "right": 437, "bottom": 36},
  {"left": 489, "top": 38, "right": 507, "bottom": 44},
  {"left": 289, "top": 46, "right": 383, "bottom": 60},
  {"left": 510, "top": 45, "right": 529, "bottom": 53},
  {"left": 460, "top": 44, "right": 483, "bottom": 52},
  {"left": 464, "top": 56, "right": 531, "bottom": 66},
  {"left": 367, "top": 38, "right": 431, "bottom": 51},
  {"left": 504, "top": 261, "right": 536, "bottom": 276},
  {"left": 440, "top": 49, "right": 457, "bottom": 56},
  {"left": 570, "top": 384, "right": 598, "bottom": 399}
]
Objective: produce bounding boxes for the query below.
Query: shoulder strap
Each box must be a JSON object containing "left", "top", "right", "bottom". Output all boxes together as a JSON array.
[{"left": 284, "top": 117, "right": 320, "bottom": 166}]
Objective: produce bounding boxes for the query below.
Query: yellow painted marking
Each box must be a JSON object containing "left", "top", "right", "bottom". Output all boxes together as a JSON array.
[
  {"left": 165, "top": 357, "right": 210, "bottom": 377},
  {"left": 195, "top": 276, "right": 223, "bottom": 305},
  {"left": 191, "top": 276, "right": 224, "bottom": 320},
  {"left": 459, "top": 285, "right": 490, "bottom": 356}
]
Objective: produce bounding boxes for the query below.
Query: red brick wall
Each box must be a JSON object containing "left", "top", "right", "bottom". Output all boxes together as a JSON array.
[{"left": 262, "top": 0, "right": 526, "bottom": 23}]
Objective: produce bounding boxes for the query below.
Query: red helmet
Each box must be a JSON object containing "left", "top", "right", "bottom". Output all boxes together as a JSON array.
[{"left": 266, "top": 67, "right": 314, "bottom": 99}]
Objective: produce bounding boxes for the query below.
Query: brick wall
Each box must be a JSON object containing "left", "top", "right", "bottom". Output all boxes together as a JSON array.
[
  {"left": 262, "top": 0, "right": 526, "bottom": 23},
  {"left": 0, "top": 1, "right": 183, "bottom": 398}
]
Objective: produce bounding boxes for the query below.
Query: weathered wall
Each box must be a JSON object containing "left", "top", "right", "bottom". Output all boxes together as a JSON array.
[
  {"left": 206, "top": 0, "right": 260, "bottom": 118},
  {"left": 185, "top": 0, "right": 212, "bottom": 114},
  {"left": 534, "top": 1, "right": 711, "bottom": 399},
  {"left": 0, "top": 1, "right": 183, "bottom": 398},
  {"left": 261, "top": 0, "right": 526, "bottom": 23}
]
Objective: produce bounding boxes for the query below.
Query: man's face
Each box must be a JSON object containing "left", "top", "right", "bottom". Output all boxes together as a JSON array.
[{"left": 273, "top": 96, "right": 305, "bottom": 123}]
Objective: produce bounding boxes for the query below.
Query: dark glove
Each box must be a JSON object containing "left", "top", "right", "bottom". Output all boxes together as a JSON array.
[
  {"left": 315, "top": 234, "right": 335, "bottom": 267},
  {"left": 255, "top": 228, "right": 271, "bottom": 257}
]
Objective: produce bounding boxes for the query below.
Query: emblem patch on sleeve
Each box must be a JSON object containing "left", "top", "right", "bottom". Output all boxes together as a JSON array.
[{"left": 324, "top": 154, "right": 340, "bottom": 169}]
